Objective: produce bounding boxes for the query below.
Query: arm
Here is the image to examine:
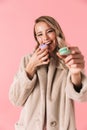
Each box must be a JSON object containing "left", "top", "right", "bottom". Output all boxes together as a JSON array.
[
  {"left": 65, "top": 71, "right": 87, "bottom": 102},
  {"left": 57, "top": 46, "right": 84, "bottom": 91},
  {"left": 9, "top": 55, "right": 37, "bottom": 106},
  {"left": 9, "top": 47, "right": 49, "bottom": 106},
  {"left": 57, "top": 46, "right": 87, "bottom": 101},
  {"left": 70, "top": 72, "right": 82, "bottom": 93},
  {"left": 66, "top": 46, "right": 84, "bottom": 92}
]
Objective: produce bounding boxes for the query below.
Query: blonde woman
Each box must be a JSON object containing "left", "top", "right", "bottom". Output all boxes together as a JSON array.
[{"left": 9, "top": 16, "right": 87, "bottom": 130}]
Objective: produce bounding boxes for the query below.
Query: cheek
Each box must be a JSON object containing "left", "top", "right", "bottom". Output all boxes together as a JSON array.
[
  {"left": 37, "top": 37, "right": 42, "bottom": 44},
  {"left": 49, "top": 34, "right": 57, "bottom": 44}
]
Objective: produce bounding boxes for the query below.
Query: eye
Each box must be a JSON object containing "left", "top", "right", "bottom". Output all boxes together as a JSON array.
[
  {"left": 47, "top": 29, "right": 54, "bottom": 33},
  {"left": 36, "top": 33, "right": 42, "bottom": 37}
]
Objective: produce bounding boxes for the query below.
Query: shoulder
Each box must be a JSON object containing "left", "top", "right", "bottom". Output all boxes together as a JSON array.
[
  {"left": 22, "top": 52, "right": 33, "bottom": 61},
  {"left": 19, "top": 53, "right": 33, "bottom": 68},
  {"left": 22, "top": 53, "right": 32, "bottom": 60}
]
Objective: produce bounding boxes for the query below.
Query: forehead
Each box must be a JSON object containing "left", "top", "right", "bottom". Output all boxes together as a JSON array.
[{"left": 35, "top": 21, "right": 51, "bottom": 33}]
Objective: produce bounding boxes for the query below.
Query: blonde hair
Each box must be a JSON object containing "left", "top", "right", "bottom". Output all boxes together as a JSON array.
[{"left": 33, "top": 16, "right": 67, "bottom": 49}]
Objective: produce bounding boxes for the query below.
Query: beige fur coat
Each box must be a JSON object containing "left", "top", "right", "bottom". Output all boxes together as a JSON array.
[{"left": 9, "top": 54, "right": 87, "bottom": 130}]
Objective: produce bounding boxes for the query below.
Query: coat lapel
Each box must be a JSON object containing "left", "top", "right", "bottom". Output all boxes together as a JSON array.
[
  {"left": 47, "top": 58, "right": 57, "bottom": 100},
  {"left": 37, "top": 57, "right": 65, "bottom": 129},
  {"left": 37, "top": 65, "right": 47, "bottom": 129}
]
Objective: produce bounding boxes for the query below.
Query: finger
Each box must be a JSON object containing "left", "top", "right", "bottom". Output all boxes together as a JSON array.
[
  {"left": 56, "top": 52, "right": 66, "bottom": 59},
  {"left": 41, "top": 54, "right": 49, "bottom": 61},
  {"left": 42, "top": 59, "right": 50, "bottom": 65},
  {"left": 38, "top": 50, "right": 49, "bottom": 59},
  {"left": 64, "top": 54, "right": 84, "bottom": 63},
  {"left": 35, "top": 48, "right": 45, "bottom": 56},
  {"left": 37, "top": 48, "right": 49, "bottom": 56},
  {"left": 71, "top": 63, "right": 84, "bottom": 68},
  {"left": 35, "top": 47, "right": 41, "bottom": 53},
  {"left": 68, "top": 63, "right": 85, "bottom": 69},
  {"left": 66, "top": 59, "right": 84, "bottom": 66},
  {"left": 68, "top": 46, "right": 81, "bottom": 54},
  {"left": 66, "top": 58, "right": 85, "bottom": 67}
]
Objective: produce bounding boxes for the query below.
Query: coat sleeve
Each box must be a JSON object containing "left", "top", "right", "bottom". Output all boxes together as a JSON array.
[
  {"left": 9, "top": 54, "right": 37, "bottom": 106},
  {"left": 65, "top": 71, "right": 87, "bottom": 102}
]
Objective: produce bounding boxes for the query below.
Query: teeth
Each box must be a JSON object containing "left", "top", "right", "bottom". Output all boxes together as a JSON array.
[{"left": 45, "top": 41, "right": 51, "bottom": 44}]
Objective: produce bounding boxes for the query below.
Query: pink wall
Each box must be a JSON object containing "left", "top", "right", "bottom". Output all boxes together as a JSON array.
[{"left": 0, "top": 0, "right": 87, "bottom": 130}]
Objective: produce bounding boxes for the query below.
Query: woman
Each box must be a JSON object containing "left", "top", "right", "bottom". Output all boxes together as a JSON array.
[{"left": 9, "top": 16, "right": 87, "bottom": 130}]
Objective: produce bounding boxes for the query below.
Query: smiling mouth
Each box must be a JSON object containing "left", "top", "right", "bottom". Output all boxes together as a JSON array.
[{"left": 44, "top": 41, "right": 52, "bottom": 45}]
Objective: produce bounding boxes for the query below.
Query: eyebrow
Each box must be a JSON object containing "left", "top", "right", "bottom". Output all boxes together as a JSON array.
[
  {"left": 36, "top": 31, "right": 42, "bottom": 35},
  {"left": 36, "top": 28, "right": 54, "bottom": 35}
]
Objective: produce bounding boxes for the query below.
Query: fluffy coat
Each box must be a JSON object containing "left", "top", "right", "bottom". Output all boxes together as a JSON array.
[{"left": 9, "top": 54, "right": 87, "bottom": 130}]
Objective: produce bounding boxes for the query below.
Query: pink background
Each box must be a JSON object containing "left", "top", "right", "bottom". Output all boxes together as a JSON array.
[{"left": 0, "top": 0, "right": 87, "bottom": 130}]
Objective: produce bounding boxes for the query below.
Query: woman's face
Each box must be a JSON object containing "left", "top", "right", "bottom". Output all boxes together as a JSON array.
[{"left": 35, "top": 21, "right": 57, "bottom": 52}]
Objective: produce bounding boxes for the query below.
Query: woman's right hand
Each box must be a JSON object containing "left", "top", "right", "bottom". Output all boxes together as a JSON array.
[{"left": 25, "top": 47, "right": 50, "bottom": 79}]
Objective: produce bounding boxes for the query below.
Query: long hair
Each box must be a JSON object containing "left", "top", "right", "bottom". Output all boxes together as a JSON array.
[{"left": 33, "top": 16, "right": 67, "bottom": 50}]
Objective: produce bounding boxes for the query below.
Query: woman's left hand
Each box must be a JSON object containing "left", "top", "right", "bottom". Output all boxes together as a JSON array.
[
  {"left": 57, "top": 46, "right": 85, "bottom": 74},
  {"left": 57, "top": 46, "right": 85, "bottom": 86}
]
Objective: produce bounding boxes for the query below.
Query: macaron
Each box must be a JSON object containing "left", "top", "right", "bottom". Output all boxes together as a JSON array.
[
  {"left": 39, "top": 44, "right": 48, "bottom": 49},
  {"left": 58, "top": 47, "right": 71, "bottom": 56}
]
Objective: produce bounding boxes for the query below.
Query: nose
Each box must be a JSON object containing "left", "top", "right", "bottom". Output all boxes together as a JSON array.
[{"left": 43, "top": 33, "right": 49, "bottom": 41}]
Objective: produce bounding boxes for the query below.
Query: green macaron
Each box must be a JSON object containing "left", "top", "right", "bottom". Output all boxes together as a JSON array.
[{"left": 58, "top": 47, "right": 71, "bottom": 56}]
